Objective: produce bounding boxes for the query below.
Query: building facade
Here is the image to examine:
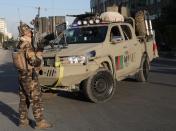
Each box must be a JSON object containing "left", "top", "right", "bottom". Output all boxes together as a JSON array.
[
  {"left": 0, "top": 18, "right": 7, "bottom": 34},
  {"left": 38, "top": 16, "right": 65, "bottom": 34},
  {"left": 90, "top": 0, "right": 162, "bottom": 18},
  {"left": 91, "top": 0, "right": 129, "bottom": 14},
  {"left": 0, "top": 18, "right": 12, "bottom": 43}
]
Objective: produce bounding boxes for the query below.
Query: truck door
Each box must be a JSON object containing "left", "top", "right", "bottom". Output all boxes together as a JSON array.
[
  {"left": 119, "top": 24, "right": 141, "bottom": 75},
  {"left": 108, "top": 25, "right": 129, "bottom": 79}
]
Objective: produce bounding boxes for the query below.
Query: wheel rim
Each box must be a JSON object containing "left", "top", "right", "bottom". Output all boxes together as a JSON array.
[
  {"left": 91, "top": 75, "right": 113, "bottom": 101},
  {"left": 94, "top": 78, "right": 107, "bottom": 93}
]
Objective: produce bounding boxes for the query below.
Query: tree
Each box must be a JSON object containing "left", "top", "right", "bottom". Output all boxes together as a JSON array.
[{"left": 0, "top": 32, "right": 4, "bottom": 43}]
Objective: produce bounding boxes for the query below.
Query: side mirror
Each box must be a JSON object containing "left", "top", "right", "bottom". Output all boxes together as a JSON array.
[{"left": 111, "top": 37, "right": 123, "bottom": 44}]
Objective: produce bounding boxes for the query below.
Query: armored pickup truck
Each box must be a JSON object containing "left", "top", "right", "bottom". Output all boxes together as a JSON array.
[{"left": 38, "top": 12, "right": 158, "bottom": 103}]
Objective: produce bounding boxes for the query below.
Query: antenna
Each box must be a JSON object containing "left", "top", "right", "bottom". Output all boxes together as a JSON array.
[
  {"left": 52, "top": 0, "right": 56, "bottom": 36},
  {"left": 32, "top": 6, "right": 41, "bottom": 50},
  {"left": 37, "top": 7, "right": 40, "bottom": 18},
  {"left": 34, "top": 6, "right": 40, "bottom": 31},
  {"left": 17, "top": 8, "right": 21, "bottom": 21}
]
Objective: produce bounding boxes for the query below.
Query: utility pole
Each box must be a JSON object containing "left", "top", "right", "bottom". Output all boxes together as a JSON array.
[{"left": 52, "top": 0, "right": 56, "bottom": 36}]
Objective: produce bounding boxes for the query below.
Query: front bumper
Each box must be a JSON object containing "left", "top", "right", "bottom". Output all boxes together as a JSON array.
[{"left": 38, "top": 64, "right": 91, "bottom": 87}]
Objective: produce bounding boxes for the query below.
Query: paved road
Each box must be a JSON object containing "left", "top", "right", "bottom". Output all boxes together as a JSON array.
[{"left": 0, "top": 49, "right": 176, "bottom": 131}]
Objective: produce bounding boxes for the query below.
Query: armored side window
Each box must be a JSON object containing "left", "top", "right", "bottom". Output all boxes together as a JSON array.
[
  {"left": 110, "top": 26, "right": 123, "bottom": 42},
  {"left": 121, "top": 25, "right": 132, "bottom": 40}
]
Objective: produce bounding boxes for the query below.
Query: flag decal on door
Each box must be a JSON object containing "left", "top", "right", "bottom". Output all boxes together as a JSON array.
[
  {"left": 115, "top": 56, "right": 124, "bottom": 70},
  {"left": 115, "top": 53, "right": 136, "bottom": 70}
]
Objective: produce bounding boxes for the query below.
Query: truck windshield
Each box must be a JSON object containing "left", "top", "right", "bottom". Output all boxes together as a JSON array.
[{"left": 65, "top": 26, "right": 108, "bottom": 44}]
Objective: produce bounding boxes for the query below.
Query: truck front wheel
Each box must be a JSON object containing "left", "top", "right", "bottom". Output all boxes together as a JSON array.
[
  {"left": 83, "top": 68, "right": 116, "bottom": 103},
  {"left": 136, "top": 55, "right": 150, "bottom": 82}
]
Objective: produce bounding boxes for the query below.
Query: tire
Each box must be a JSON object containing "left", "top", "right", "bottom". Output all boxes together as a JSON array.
[
  {"left": 83, "top": 68, "right": 116, "bottom": 103},
  {"left": 136, "top": 55, "right": 150, "bottom": 82}
]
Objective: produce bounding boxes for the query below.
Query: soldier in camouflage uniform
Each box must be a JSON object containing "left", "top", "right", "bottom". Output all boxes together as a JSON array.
[{"left": 17, "top": 22, "right": 51, "bottom": 129}]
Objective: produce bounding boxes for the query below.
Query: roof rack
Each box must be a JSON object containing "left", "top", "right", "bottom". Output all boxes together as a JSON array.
[
  {"left": 67, "top": 12, "right": 131, "bottom": 27},
  {"left": 67, "top": 12, "right": 99, "bottom": 25}
]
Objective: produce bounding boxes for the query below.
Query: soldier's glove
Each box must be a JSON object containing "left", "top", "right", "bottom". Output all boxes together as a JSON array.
[
  {"left": 28, "top": 56, "right": 41, "bottom": 67},
  {"left": 26, "top": 50, "right": 42, "bottom": 67}
]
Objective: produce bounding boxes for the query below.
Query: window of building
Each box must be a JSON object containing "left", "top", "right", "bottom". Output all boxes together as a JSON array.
[{"left": 121, "top": 25, "right": 132, "bottom": 40}]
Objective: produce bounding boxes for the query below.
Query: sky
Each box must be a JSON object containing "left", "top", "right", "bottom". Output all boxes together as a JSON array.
[{"left": 0, "top": 0, "right": 90, "bottom": 37}]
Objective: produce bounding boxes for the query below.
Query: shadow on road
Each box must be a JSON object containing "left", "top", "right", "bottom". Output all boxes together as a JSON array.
[
  {"left": 57, "top": 90, "right": 89, "bottom": 102},
  {"left": 0, "top": 101, "right": 19, "bottom": 126},
  {"left": 0, "top": 62, "right": 18, "bottom": 94},
  {"left": 123, "top": 78, "right": 137, "bottom": 82},
  {"left": 0, "top": 101, "right": 36, "bottom": 128}
]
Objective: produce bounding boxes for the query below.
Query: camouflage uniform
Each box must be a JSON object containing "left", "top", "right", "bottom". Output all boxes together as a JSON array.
[
  {"left": 17, "top": 23, "right": 44, "bottom": 126},
  {"left": 18, "top": 70, "right": 44, "bottom": 124}
]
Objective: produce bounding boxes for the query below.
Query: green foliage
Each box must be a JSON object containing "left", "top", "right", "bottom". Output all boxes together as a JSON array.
[{"left": 0, "top": 32, "right": 4, "bottom": 43}]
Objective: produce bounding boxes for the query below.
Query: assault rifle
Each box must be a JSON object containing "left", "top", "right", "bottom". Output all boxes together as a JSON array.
[{"left": 32, "top": 7, "right": 41, "bottom": 51}]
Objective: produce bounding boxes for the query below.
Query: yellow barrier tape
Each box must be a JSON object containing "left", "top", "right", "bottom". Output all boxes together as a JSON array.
[
  {"left": 55, "top": 61, "right": 61, "bottom": 67},
  {"left": 54, "top": 61, "right": 64, "bottom": 87}
]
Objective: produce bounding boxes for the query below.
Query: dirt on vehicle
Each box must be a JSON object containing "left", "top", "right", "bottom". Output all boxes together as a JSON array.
[{"left": 38, "top": 11, "right": 158, "bottom": 103}]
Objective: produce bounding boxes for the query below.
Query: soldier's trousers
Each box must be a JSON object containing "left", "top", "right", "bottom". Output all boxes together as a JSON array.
[{"left": 18, "top": 70, "right": 44, "bottom": 123}]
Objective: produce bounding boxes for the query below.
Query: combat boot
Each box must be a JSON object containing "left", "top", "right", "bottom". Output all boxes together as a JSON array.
[
  {"left": 19, "top": 119, "right": 29, "bottom": 128},
  {"left": 36, "top": 119, "right": 52, "bottom": 129}
]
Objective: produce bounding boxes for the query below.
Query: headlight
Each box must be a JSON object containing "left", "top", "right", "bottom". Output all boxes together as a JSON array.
[
  {"left": 58, "top": 51, "right": 96, "bottom": 65},
  {"left": 68, "top": 56, "right": 86, "bottom": 64}
]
